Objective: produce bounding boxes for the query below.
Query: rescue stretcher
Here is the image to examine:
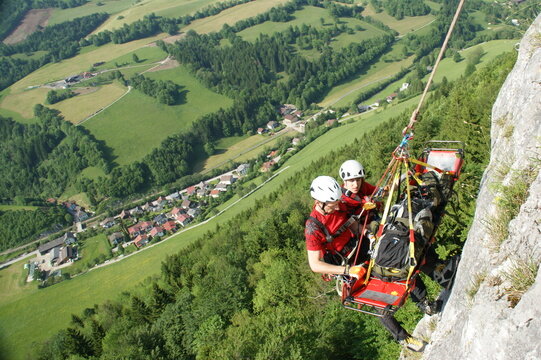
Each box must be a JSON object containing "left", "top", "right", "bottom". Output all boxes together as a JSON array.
[{"left": 339, "top": 141, "right": 464, "bottom": 317}]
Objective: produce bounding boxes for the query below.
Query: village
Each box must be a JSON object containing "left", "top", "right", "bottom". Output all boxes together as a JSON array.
[{"left": 22, "top": 91, "right": 409, "bottom": 287}]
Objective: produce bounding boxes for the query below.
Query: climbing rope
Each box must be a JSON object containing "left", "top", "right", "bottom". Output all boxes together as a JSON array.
[{"left": 404, "top": 0, "right": 467, "bottom": 135}]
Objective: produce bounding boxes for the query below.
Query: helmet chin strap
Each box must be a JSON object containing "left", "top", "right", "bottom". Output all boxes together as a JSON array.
[{"left": 318, "top": 202, "right": 330, "bottom": 216}]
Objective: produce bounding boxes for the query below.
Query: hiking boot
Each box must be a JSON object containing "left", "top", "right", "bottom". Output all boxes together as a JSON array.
[
  {"left": 417, "top": 299, "right": 441, "bottom": 315},
  {"left": 433, "top": 254, "right": 461, "bottom": 289},
  {"left": 399, "top": 336, "right": 427, "bottom": 352}
]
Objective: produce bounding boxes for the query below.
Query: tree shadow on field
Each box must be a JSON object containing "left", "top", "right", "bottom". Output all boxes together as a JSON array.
[{"left": 173, "top": 88, "right": 188, "bottom": 105}]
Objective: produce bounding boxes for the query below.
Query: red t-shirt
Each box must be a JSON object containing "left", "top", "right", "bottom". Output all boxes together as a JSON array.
[
  {"left": 305, "top": 202, "right": 352, "bottom": 253},
  {"left": 341, "top": 181, "right": 377, "bottom": 215}
]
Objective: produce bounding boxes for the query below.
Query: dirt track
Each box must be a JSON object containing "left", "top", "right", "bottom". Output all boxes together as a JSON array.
[{"left": 3, "top": 9, "right": 52, "bottom": 45}]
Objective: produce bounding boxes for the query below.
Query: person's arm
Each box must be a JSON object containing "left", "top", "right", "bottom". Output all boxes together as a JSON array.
[{"left": 307, "top": 250, "right": 347, "bottom": 275}]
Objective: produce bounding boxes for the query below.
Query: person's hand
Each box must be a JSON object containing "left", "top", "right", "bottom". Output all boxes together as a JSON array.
[
  {"left": 349, "top": 265, "right": 367, "bottom": 279},
  {"left": 363, "top": 201, "right": 376, "bottom": 210}
]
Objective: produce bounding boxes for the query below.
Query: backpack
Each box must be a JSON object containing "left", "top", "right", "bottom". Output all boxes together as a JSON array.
[{"left": 371, "top": 221, "right": 427, "bottom": 280}]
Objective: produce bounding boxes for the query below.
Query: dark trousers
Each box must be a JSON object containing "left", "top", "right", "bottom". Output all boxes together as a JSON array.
[{"left": 380, "top": 314, "right": 409, "bottom": 341}]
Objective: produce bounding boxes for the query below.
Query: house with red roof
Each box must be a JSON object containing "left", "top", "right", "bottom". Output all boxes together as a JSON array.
[
  {"left": 134, "top": 234, "right": 149, "bottom": 248},
  {"left": 163, "top": 220, "right": 177, "bottom": 232},
  {"left": 128, "top": 224, "right": 143, "bottom": 237},
  {"left": 186, "top": 186, "right": 197, "bottom": 196},
  {"left": 260, "top": 160, "right": 275, "bottom": 172},
  {"left": 149, "top": 226, "right": 164, "bottom": 238},
  {"left": 210, "top": 189, "right": 221, "bottom": 198},
  {"left": 176, "top": 214, "right": 192, "bottom": 227}
]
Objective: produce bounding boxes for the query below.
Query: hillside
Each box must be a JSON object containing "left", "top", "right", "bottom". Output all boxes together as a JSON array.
[
  {"left": 414, "top": 14, "right": 541, "bottom": 360},
  {"left": 0, "top": 1, "right": 539, "bottom": 359},
  {"left": 13, "top": 37, "right": 521, "bottom": 360},
  {"left": 1, "top": 0, "right": 533, "bottom": 217}
]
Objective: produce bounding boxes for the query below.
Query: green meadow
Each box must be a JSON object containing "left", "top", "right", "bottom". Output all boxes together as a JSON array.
[
  {"left": 98, "top": 45, "right": 168, "bottom": 70},
  {"left": 361, "top": 3, "right": 436, "bottom": 35},
  {"left": 0, "top": 96, "right": 421, "bottom": 360},
  {"left": 51, "top": 82, "right": 128, "bottom": 124},
  {"left": 66, "top": 234, "right": 112, "bottom": 275},
  {"left": 0, "top": 205, "right": 39, "bottom": 211},
  {"left": 92, "top": 0, "right": 222, "bottom": 33},
  {"left": 353, "top": 40, "right": 517, "bottom": 107},
  {"left": 238, "top": 6, "right": 386, "bottom": 45},
  {"left": 48, "top": 0, "right": 136, "bottom": 26},
  {"left": 82, "top": 65, "right": 233, "bottom": 165},
  {"left": 318, "top": 46, "right": 414, "bottom": 108},
  {"left": 199, "top": 131, "right": 297, "bottom": 172},
  {"left": 183, "top": 0, "right": 291, "bottom": 34}
]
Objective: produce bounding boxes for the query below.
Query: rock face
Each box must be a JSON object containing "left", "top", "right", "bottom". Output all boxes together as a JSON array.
[{"left": 415, "top": 15, "right": 541, "bottom": 360}]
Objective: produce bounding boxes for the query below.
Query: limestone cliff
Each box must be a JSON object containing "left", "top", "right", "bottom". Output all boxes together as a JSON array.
[{"left": 411, "top": 14, "right": 541, "bottom": 360}]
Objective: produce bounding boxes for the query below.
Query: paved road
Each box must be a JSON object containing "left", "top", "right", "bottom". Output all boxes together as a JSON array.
[{"left": 0, "top": 250, "right": 38, "bottom": 269}]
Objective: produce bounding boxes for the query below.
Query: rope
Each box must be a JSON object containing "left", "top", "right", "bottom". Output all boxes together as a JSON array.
[{"left": 404, "top": 0, "right": 467, "bottom": 134}]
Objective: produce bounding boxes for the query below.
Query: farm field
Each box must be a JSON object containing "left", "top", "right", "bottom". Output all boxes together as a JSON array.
[
  {"left": 238, "top": 6, "right": 386, "bottom": 44},
  {"left": 361, "top": 3, "right": 436, "bottom": 35},
  {"left": 9, "top": 35, "right": 165, "bottom": 93},
  {"left": 318, "top": 50, "right": 414, "bottom": 108},
  {"left": 49, "top": 0, "right": 136, "bottom": 26},
  {"left": 198, "top": 130, "right": 297, "bottom": 173},
  {"left": 0, "top": 205, "right": 39, "bottom": 211},
  {"left": 51, "top": 82, "right": 128, "bottom": 124},
  {"left": 66, "top": 234, "right": 111, "bottom": 275},
  {"left": 183, "top": 0, "right": 291, "bottom": 34},
  {"left": 0, "top": 96, "right": 421, "bottom": 360},
  {"left": 91, "top": 0, "right": 222, "bottom": 33},
  {"left": 359, "top": 40, "right": 517, "bottom": 106},
  {"left": 82, "top": 65, "right": 233, "bottom": 165},
  {"left": 96, "top": 45, "right": 168, "bottom": 70}
]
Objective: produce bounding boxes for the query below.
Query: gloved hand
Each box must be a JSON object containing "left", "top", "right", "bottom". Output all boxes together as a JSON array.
[
  {"left": 349, "top": 265, "right": 367, "bottom": 279},
  {"left": 363, "top": 201, "right": 376, "bottom": 210}
]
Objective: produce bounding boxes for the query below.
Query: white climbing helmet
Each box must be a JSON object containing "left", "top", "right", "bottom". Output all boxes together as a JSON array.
[
  {"left": 339, "top": 160, "right": 365, "bottom": 181},
  {"left": 310, "top": 176, "right": 342, "bottom": 202}
]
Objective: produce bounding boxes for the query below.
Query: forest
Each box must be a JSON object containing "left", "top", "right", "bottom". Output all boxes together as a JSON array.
[
  {"left": 0, "top": 106, "right": 110, "bottom": 201},
  {"left": 31, "top": 51, "right": 517, "bottom": 360},
  {"left": 0, "top": 0, "right": 533, "bottom": 249},
  {"left": 370, "top": 0, "right": 431, "bottom": 20},
  {"left": 0, "top": 205, "right": 70, "bottom": 252},
  {"left": 129, "top": 74, "right": 185, "bottom": 105},
  {"left": 0, "top": 0, "right": 87, "bottom": 40}
]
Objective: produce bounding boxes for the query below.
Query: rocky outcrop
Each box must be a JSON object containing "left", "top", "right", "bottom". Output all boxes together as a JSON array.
[{"left": 412, "top": 14, "right": 541, "bottom": 360}]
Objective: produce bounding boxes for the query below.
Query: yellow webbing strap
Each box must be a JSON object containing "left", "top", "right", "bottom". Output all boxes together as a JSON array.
[
  {"left": 409, "top": 158, "right": 444, "bottom": 174},
  {"left": 403, "top": 159, "right": 417, "bottom": 287},
  {"left": 365, "top": 161, "right": 401, "bottom": 285}
]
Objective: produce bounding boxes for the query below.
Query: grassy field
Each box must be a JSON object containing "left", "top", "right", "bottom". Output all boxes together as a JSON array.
[
  {"left": 52, "top": 82, "right": 128, "bottom": 124},
  {"left": 0, "top": 205, "right": 39, "bottom": 211},
  {"left": 0, "top": 95, "right": 423, "bottom": 360},
  {"left": 7, "top": 36, "right": 165, "bottom": 93},
  {"left": 183, "top": 0, "right": 291, "bottom": 34},
  {"left": 95, "top": 45, "right": 168, "bottom": 71},
  {"left": 1, "top": 35, "right": 166, "bottom": 122},
  {"left": 8, "top": 50, "right": 48, "bottom": 60},
  {"left": 359, "top": 40, "right": 517, "bottom": 107},
  {"left": 82, "top": 65, "right": 233, "bottom": 165},
  {"left": 59, "top": 187, "right": 93, "bottom": 210},
  {"left": 92, "top": 0, "right": 221, "bottom": 33},
  {"left": 48, "top": 0, "right": 136, "bottom": 25},
  {"left": 66, "top": 234, "right": 111, "bottom": 275},
  {"left": 238, "top": 6, "right": 386, "bottom": 46},
  {"left": 197, "top": 132, "right": 293, "bottom": 172},
  {"left": 318, "top": 50, "right": 414, "bottom": 107},
  {"left": 361, "top": 3, "right": 436, "bottom": 35}
]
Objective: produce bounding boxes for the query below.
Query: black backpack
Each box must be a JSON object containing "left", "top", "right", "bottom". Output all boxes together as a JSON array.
[{"left": 372, "top": 219, "right": 427, "bottom": 280}]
